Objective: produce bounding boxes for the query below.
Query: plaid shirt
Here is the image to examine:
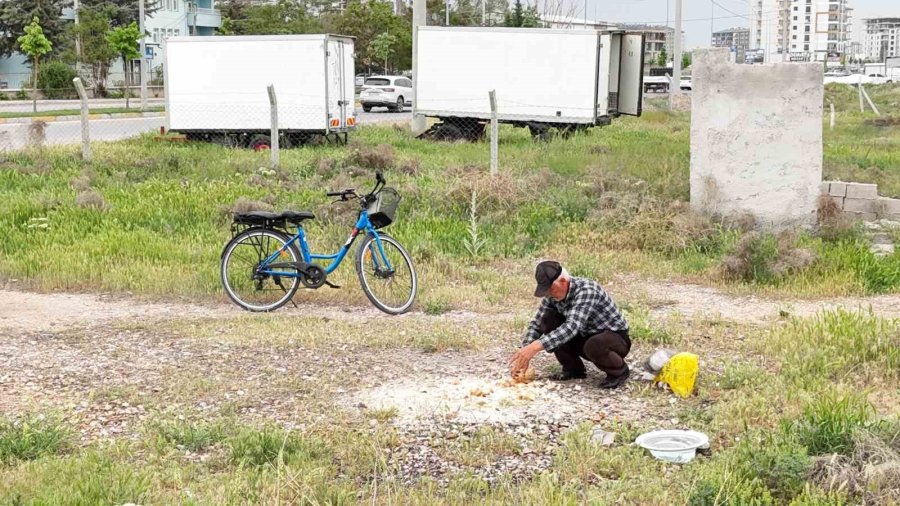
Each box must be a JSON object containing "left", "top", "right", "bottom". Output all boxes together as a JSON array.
[{"left": 522, "top": 277, "right": 628, "bottom": 352}]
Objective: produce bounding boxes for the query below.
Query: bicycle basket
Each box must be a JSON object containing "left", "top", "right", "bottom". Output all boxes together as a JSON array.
[{"left": 367, "top": 187, "right": 401, "bottom": 229}]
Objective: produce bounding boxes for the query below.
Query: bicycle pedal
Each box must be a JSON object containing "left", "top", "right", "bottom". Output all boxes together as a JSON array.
[{"left": 324, "top": 280, "right": 341, "bottom": 289}]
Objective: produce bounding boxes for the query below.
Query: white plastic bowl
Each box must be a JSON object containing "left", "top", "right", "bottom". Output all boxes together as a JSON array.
[{"left": 635, "top": 430, "right": 709, "bottom": 463}]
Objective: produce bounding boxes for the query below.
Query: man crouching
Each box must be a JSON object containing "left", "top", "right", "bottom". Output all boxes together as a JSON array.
[{"left": 508, "top": 260, "right": 631, "bottom": 389}]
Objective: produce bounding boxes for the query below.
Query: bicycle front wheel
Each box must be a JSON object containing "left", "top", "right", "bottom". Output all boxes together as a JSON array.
[
  {"left": 221, "top": 228, "right": 300, "bottom": 312},
  {"left": 355, "top": 233, "right": 417, "bottom": 315}
]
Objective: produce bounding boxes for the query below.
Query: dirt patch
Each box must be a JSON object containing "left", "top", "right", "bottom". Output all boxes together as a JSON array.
[
  {"left": 0, "top": 289, "right": 225, "bottom": 332},
  {"left": 629, "top": 280, "right": 900, "bottom": 324}
]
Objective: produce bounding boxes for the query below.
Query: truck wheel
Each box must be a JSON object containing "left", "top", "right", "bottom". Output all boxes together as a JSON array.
[
  {"left": 363, "top": 105, "right": 372, "bottom": 112},
  {"left": 434, "top": 123, "right": 464, "bottom": 142},
  {"left": 248, "top": 134, "right": 271, "bottom": 151},
  {"left": 528, "top": 125, "right": 552, "bottom": 142},
  {"left": 394, "top": 96, "right": 404, "bottom": 112}
]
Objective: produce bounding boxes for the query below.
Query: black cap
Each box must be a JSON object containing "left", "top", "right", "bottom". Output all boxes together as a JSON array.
[{"left": 534, "top": 260, "right": 562, "bottom": 297}]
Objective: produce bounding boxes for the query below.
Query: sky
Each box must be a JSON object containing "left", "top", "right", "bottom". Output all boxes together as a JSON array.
[{"left": 563, "top": 0, "right": 899, "bottom": 49}]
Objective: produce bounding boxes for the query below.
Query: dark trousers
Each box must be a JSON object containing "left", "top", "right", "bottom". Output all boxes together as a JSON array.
[{"left": 539, "top": 307, "right": 631, "bottom": 377}]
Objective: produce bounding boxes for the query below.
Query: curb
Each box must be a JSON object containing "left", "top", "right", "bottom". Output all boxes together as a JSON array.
[{"left": 0, "top": 111, "right": 165, "bottom": 124}]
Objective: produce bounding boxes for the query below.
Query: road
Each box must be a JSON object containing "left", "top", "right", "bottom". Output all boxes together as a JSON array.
[{"left": 0, "top": 108, "right": 412, "bottom": 150}]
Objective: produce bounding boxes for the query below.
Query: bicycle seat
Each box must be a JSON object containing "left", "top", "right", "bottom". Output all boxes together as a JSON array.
[
  {"left": 234, "top": 210, "right": 315, "bottom": 225},
  {"left": 279, "top": 210, "right": 315, "bottom": 222}
]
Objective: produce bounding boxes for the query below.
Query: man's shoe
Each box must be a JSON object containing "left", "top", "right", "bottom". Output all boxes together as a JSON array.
[
  {"left": 600, "top": 366, "right": 630, "bottom": 389},
  {"left": 549, "top": 370, "right": 586, "bottom": 381}
]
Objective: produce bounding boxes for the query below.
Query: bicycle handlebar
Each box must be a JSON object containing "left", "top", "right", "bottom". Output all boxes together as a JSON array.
[{"left": 326, "top": 172, "right": 387, "bottom": 203}]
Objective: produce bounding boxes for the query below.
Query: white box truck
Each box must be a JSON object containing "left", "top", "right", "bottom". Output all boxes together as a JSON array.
[
  {"left": 415, "top": 27, "right": 645, "bottom": 141},
  {"left": 164, "top": 35, "right": 355, "bottom": 148}
]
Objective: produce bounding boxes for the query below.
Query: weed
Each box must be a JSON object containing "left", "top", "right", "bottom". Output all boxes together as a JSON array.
[
  {"left": 149, "top": 418, "right": 228, "bottom": 452},
  {"left": 788, "top": 392, "right": 874, "bottom": 456},
  {"left": 462, "top": 188, "right": 485, "bottom": 259},
  {"left": 817, "top": 194, "right": 857, "bottom": 242},
  {"left": 766, "top": 309, "right": 900, "bottom": 384},
  {"left": 74, "top": 188, "right": 107, "bottom": 210},
  {"left": 351, "top": 143, "right": 395, "bottom": 169},
  {"left": 719, "top": 362, "right": 762, "bottom": 390},
  {"left": 422, "top": 295, "right": 452, "bottom": 315},
  {"left": 0, "top": 415, "right": 70, "bottom": 464},
  {"left": 227, "top": 426, "right": 327, "bottom": 468},
  {"left": 721, "top": 231, "right": 816, "bottom": 283},
  {"left": 688, "top": 475, "right": 774, "bottom": 506}
]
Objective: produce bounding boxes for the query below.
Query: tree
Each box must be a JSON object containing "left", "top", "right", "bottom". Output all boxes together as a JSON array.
[
  {"left": 682, "top": 52, "right": 692, "bottom": 69},
  {"left": 0, "top": 0, "right": 69, "bottom": 59},
  {"left": 227, "top": 0, "right": 322, "bottom": 35},
  {"left": 504, "top": 0, "right": 540, "bottom": 28},
  {"left": 107, "top": 21, "right": 140, "bottom": 108},
  {"left": 17, "top": 17, "right": 53, "bottom": 113},
  {"left": 79, "top": 0, "right": 159, "bottom": 28},
  {"left": 66, "top": 5, "right": 117, "bottom": 95},
  {"left": 329, "top": 1, "right": 411, "bottom": 73},
  {"left": 656, "top": 47, "right": 668, "bottom": 67},
  {"left": 369, "top": 32, "right": 398, "bottom": 73}
]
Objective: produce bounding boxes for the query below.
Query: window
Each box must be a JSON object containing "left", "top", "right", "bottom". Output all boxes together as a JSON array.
[
  {"left": 804, "top": 44, "right": 809, "bottom": 50},
  {"left": 174, "top": 29, "right": 180, "bottom": 36},
  {"left": 153, "top": 28, "right": 159, "bottom": 43},
  {"left": 365, "top": 78, "right": 391, "bottom": 86},
  {"left": 793, "top": 35, "right": 797, "bottom": 39},
  {"left": 794, "top": 6, "right": 798, "bottom": 11},
  {"left": 794, "top": 16, "right": 798, "bottom": 21}
]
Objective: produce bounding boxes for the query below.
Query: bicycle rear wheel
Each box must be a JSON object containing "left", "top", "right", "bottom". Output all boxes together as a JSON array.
[
  {"left": 221, "top": 228, "right": 300, "bottom": 312},
  {"left": 355, "top": 233, "right": 417, "bottom": 315}
]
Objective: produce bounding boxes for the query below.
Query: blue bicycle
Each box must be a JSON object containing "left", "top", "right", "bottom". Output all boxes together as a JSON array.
[{"left": 220, "top": 171, "right": 417, "bottom": 314}]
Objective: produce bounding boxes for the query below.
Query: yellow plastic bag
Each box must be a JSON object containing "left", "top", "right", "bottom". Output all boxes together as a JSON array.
[{"left": 655, "top": 352, "right": 699, "bottom": 398}]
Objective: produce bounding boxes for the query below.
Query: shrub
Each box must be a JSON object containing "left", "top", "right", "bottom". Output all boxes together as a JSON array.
[
  {"left": 37, "top": 61, "right": 78, "bottom": 99},
  {"left": 350, "top": 144, "right": 395, "bottom": 169},
  {"left": 817, "top": 194, "right": 856, "bottom": 242},
  {"left": 688, "top": 475, "right": 774, "bottom": 506},
  {"left": 721, "top": 231, "right": 816, "bottom": 283},
  {"left": 75, "top": 189, "right": 107, "bottom": 210}
]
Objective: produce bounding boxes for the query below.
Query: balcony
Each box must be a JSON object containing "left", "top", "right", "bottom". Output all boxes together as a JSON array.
[{"left": 187, "top": 8, "right": 222, "bottom": 28}]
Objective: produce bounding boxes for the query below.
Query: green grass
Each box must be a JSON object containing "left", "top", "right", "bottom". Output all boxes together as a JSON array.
[
  {"left": 0, "top": 106, "right": 165, "bottom": 119},
  {"left": 0, "top": 415, "right": 70, "bottom": 464},
  {"left": 765, "top": 308, "right": 900, "bottom": 386},
  {"left": 4, "top": 100, "right": 900, "bottom": 310}
]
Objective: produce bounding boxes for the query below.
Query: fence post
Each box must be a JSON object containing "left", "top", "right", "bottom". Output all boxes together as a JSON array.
[
  {"left": 73, "top": 77, "right": 91, "bottom": 161},
  {"left": 829, "top": 101, "right": 835, "bottom": 130},
  {"left": 267, "top": 84, "right": 279, "bottom": 168},
  {"left": 861, "top": 85, "right": 881, "bottom": 117},
  {"left": 488, "top": 89, "right": 498, "bottom": 176},
  {"left": 858, "top": 75, "right": 865, "bottom": 113}
]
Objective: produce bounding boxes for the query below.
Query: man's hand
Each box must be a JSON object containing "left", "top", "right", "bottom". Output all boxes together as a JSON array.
[{"left": 508, "top": 340, "right": 544, "bottom": 378}]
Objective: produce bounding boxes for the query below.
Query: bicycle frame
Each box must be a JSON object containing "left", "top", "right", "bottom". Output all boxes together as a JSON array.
[{"left": 258, "top": 209, "right": 394, "bottom": 278}]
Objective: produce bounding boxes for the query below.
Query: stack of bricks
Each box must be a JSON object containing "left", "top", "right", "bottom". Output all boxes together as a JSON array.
[{"left": 821, "top": 181, "right": 900, "bottom": 222}]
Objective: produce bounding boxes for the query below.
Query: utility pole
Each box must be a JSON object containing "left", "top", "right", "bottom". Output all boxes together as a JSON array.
[
  {"left": 139, "top": 0, "right": 147, "bottom": 111},
  {"left": 74, "top": 0, "right": 81, "bottom": 70},
  {"left": 411, "top": 0, "right": 426, "bottom": 135},
  {"left": 446, "top": 0, "right": 450, "bottom": 26},
  {"left": 670, "top": 0, "right": 682, "bottom": 110}
]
